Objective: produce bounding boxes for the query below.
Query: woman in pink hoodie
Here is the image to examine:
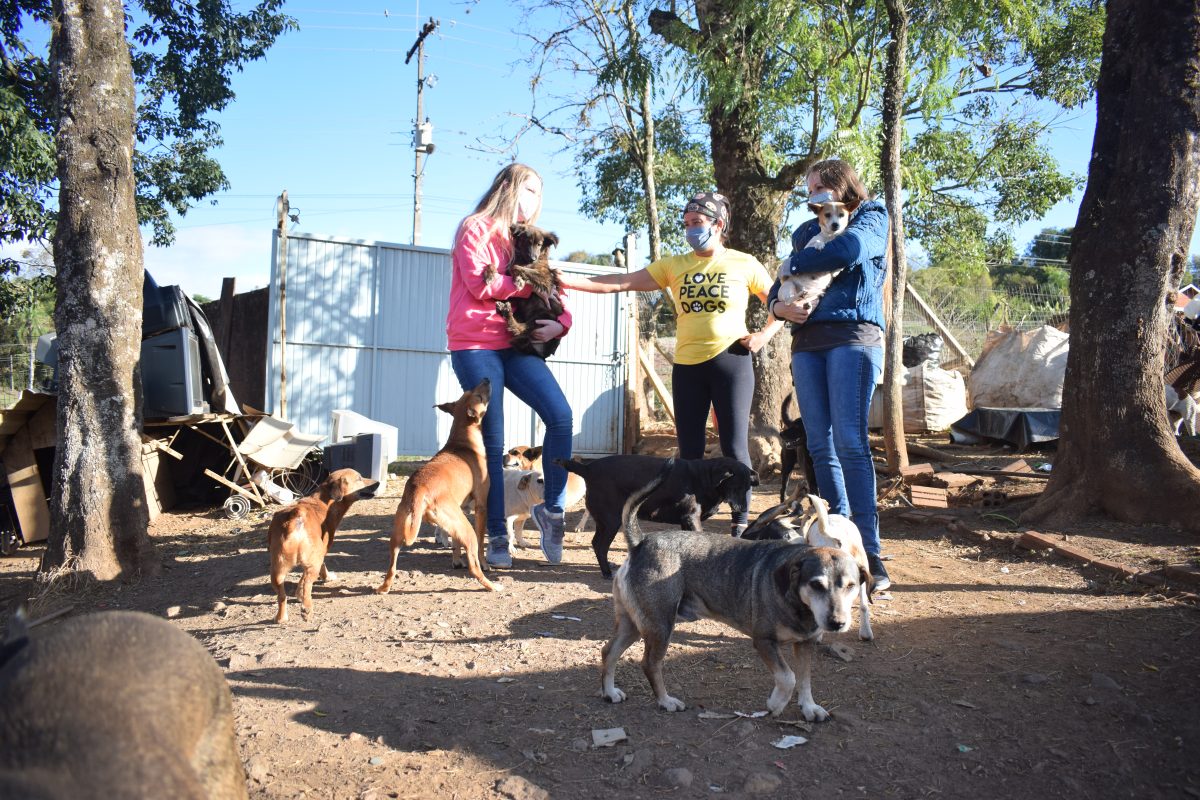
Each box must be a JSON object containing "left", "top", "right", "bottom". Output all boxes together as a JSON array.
[{"left": 447, "top": 163, "right": 572, "bottom": 568}]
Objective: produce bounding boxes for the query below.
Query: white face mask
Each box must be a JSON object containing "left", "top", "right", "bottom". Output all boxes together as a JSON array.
[{"left": 516, "top": 180, "right": 541, "bottom": 222}]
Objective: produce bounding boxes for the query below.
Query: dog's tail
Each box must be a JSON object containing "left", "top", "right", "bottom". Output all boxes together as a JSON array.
[
  {"left": 807, "top": 494, "right": 828, "bottom": 528},
  {"left": 556, "top": 458, "right": 589, "bottom": 478},
  {"left": 621, "top": 458, "right": 673, "bottom": 550},
  {"left": 781, "top": 392, "right": 797, "bottom": 426}
]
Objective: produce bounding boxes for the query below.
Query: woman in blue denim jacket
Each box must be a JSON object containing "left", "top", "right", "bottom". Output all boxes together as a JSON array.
[{"left": 767, "top": 159, "right": 892, "bottom": 590}]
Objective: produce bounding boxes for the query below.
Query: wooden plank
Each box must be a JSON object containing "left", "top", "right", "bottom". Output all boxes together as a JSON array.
[
  {"left": 26, "top": 400, "right": 56, "bottom": 450},
  {"left": 899, "top": 463, "right": 934, "bottom": 477},
  {"left": 637, "top": 346, "right": 675, "bottom": 424},
  {"left": 1000, "top": 459, "right": 1035, "bottom": 474},
  {"left": 904, "top": 283, "right": 975, "bottom": 368},
  {"left": 204, "top": 468, "right": 260, "bottom": 503},
  {"left": 3, "top": 425, "right": 49, "bottom": 543}
]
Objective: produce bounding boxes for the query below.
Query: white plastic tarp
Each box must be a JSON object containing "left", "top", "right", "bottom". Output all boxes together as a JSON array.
[{"left": 968, "top": 325, "right": 1069, "bottom": 409}]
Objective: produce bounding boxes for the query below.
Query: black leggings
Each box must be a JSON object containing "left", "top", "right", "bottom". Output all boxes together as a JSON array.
[{"left": 672, "top": 344, "right": 754, "bottom": 525}]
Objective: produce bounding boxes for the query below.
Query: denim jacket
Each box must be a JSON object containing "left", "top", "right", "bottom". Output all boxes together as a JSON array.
[{"left": 767, "top": 198, "right": 890, "bottom": 330}]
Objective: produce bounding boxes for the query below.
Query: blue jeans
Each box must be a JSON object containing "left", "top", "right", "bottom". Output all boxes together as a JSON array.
[
  {"left": 450, "top": 349, "right": 573, "bottom": 542},
  {"left": 791, "top": 345, "right": 883, "bottom": 555}
]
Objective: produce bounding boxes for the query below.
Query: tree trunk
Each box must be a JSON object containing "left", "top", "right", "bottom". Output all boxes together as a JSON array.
[
  {"left": 45, "top": 0, "right": 157, "bottom": 579},
  {"left": 1023, "top": 0, "right": 1200, "bottom": 530},
  {"left": 879, "top": 0, "right": 910, "bottom": 474},
  {"left": 637, "top": 64, "right": 662, "bottom": 265},
  {"left": 649, "top": 3, "right": 819, "bottom": 472},
  {"left": 708, "top": 103, "right": 802, "bottom": 474}
]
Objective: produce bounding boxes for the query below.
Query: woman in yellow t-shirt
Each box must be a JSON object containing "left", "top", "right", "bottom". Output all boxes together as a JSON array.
[{"left": 558, "top": 191, "right": 783, "bottom": 536}]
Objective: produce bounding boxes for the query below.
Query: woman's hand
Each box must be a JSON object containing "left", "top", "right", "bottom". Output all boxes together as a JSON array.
[
  {"left": 773, "top": 301, "right": 811, "bottom": 325},
  {"left": 739, "top": 330, "right": 770, "bottom": 353},
  {"left": 531, "top": 319, "right": 565, "bottom": 342},
  {"left": 552, "top": 269, "right": 577, "bottom": 290}
]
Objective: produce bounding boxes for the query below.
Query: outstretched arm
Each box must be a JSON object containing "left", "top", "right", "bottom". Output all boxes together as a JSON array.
[{"left": 557, "top": 268, "right": 661, "bottom": 294}]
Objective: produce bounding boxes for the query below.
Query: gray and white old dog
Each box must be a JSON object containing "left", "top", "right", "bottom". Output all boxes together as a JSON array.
[{"left": 599, "top": 461, "right": 869, "bottom": 721}]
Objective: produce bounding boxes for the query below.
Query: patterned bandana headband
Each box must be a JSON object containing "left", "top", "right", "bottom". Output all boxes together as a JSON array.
[{"left": 683, "top": 191, "right": 730, "bottom": 226}]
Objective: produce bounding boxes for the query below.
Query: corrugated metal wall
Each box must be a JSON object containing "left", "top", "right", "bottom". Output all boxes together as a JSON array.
[{"left": 266, "top": 232, "right": 628, "bottom": 457}]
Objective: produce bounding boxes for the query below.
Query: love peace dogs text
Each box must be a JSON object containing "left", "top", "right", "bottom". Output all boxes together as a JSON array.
[{"left": 679, "top": 271, "right": 729, "bottom": 314}]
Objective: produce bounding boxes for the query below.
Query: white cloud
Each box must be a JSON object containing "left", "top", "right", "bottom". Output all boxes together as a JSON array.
[{"left": 142, "top": 224, "right": 272, "bottom": 300}]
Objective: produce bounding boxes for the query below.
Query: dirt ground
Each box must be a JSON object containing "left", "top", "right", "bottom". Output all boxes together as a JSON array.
[{"left": 3, "top": 437, "right": 1200, "bottom": 800}]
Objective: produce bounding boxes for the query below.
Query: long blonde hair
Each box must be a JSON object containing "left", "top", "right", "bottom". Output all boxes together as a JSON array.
[{"left": 454, "top": 163, "right": 543, "bottom": 248}]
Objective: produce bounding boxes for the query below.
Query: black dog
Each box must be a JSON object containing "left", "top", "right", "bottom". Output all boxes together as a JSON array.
[
  {"left": 488, "top": 223, "right": 563, "bottom": 359},
  {"left": 779, "top": 393, "right": 818, "bottom": 503},
  {"left": 559, "top": 454, "right": 759, "bottom": 577}
]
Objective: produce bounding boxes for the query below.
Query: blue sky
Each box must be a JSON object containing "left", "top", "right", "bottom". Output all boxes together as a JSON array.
[{"left": 4, "top": 1, "right": 1197, "bottom": 299}]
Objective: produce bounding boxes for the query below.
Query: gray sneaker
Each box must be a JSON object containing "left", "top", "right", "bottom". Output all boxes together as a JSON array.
[
  {"left": 486, "top": 536, "right": 512, "bottom": 568},
  {"left": 867, "top": 553, "right": 891, "bottom": 593},
  {"left": 531, "top": 504, "right": 565, "bottom": 564}
]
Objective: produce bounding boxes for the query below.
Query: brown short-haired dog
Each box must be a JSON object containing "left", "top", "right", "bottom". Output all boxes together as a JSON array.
[
  {"left": 268, "top": 468, "right": 379, "bottom": 623},
  {"left": 376, "top": 378, "right": 501, "bottom": 593}
]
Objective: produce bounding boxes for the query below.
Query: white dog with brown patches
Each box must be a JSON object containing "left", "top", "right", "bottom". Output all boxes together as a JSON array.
[
  {"left": 776, "top": 194, "right": 858, "bottom": 316},
  {"left": 802, "top": 494, "right": 874, "bottom": 641}
]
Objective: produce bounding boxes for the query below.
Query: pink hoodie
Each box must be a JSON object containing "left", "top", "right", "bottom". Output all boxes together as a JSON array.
[{"left": 446, "top": 215, "right": 572, "bottom": 351}]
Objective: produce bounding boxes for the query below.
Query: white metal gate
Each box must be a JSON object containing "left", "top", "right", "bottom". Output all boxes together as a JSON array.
[{"left": 265, "top": 232, "right": 629, "bottom": 457}]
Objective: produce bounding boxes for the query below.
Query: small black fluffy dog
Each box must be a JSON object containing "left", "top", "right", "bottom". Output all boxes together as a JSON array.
[
  {"left": 487, "top": 223, "right": 563, "bottom": 359},
  {"left": 779, "top": 393, "right": 819, "bottom": 503}
]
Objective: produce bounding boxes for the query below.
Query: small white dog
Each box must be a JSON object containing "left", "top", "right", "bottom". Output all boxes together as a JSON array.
[
  {"left": 776, "top": 194, "right": 855, "bottom": 316},
  {"left": 801, "top": 494, "right": 874, "bottom": 641},
  {"left": 503, "top": 468, "right": 545, "bottom": 553}
]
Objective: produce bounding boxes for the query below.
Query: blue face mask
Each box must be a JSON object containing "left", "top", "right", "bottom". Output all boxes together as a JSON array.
[{"left": 685, "top": 224, "right": 715, "bottom": 252}]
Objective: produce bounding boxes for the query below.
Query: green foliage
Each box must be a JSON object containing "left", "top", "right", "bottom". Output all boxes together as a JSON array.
[
  {"left": 0, "top": 0, "right": 295, "bottom": 253},
  {"left": 0, "top": 248, "right": 55, "bottom": 346},
  {"left": 1023, "top": 226, "right": 1073, "bottom": 264},
  {"left": 563, "top": 250, "right": 615, "bottom": 266},
  {"left": 577, "top": 105, "right": 711, "bottom": 256}
]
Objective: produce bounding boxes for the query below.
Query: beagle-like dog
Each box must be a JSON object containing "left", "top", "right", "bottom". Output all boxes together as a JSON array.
[{"left": 599, "top": 463, "right": 867, "bottom": 720}]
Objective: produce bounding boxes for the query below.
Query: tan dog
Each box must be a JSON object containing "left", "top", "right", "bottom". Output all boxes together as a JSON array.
[
  {"left": 0, "top": 610, "right": 246, "bottom": 799},
  {"left": 377, "top": 379, "right": 500, "bottom": 592},
  {"left": 801, "top": 494, "right": 874, "bottom": 641},
  {"left": 502, "top": 444, "right": 589, "bottom": 541},
  {"left": 268, "top": 468, "right": 380, "bottom": 623}
]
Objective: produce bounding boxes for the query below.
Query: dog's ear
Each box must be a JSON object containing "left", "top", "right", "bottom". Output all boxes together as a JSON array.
[
  {"left": 319, "top": 477, "right": 346, "bottom": 504},
  {"left": 511, "top": 222, "right": 528, "bottom": 239},
  {"left": 544, "top": 231, "right": 559, "bottom": 249},
  {"left": 773, "top": 556, "right": 806, "bottom": 598},
  {"left": 807, "top": 202, "right": 822, "bottom": 216},
  {"left": 435, "top": 402, "right": 455, "bottom": 415},
  {"left": 861, "top": 563, "right": 875, "bottom": 603},
  {"left": 843, "top": 198, "right": 861, "bottom": 213},
  {"left": 518, "top": 473, "right": 533, "bottom": 491},
  {"left": 749, "top": 469, "right": 760, "bottom": 487},
  {"left": 527, "top": 446, "right": 543, "bottom": 460}
]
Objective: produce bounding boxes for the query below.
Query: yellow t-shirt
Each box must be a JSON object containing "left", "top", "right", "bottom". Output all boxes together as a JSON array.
[{"left": 646, "top": 249, "right": 772, "bottom": 365}]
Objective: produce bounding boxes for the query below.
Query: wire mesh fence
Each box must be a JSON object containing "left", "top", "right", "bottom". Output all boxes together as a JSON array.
[
  {"left": 901, "top": 284, "right": 1070, "bottom": 370},
  {"left": 0, "top": 344, "right": 55, "bottom": 408}
]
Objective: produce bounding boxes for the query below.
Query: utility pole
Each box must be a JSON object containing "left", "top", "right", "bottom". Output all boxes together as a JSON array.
[
  {"left": 276, "top": 189, "right": 288, "bottom": 420},
  {"left": 406, "top": 17, "right": 438, "bottom": 246}
]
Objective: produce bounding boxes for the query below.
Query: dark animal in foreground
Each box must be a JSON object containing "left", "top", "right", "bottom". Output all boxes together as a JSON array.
[
  {"left": 559, "top": 454, "right": 758, "bottom": 577},
  {"left": 0, "top": 610, "right": 247, "bottom": 799}
]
